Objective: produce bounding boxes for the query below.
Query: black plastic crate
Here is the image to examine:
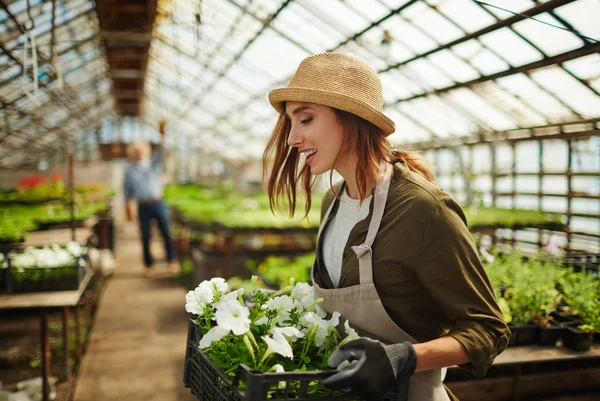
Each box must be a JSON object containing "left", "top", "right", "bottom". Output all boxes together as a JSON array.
[
  {"left": 183, "top": 319, "right": 402, "bottom": 401},
  {"left": 8, "top": 256, "right": 87, "bottom": 294}
]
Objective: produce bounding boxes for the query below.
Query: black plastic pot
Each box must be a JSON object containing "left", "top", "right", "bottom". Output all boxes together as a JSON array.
[
  {"left": 536, "top": 320, "right": 562, "bottom": 346},
  {"left": 550, "top": 311, "right": 581, "bottom": 327},
  {"left": 562, "top": 325, "right": 593, "bottom": 351},
  {"left": 510, "top": 324, "right": 539, "bottom": 346}
]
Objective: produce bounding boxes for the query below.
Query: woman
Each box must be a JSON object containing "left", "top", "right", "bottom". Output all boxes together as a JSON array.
[{"left": 262, "top": 53, "right": 510, "bottom": 401}]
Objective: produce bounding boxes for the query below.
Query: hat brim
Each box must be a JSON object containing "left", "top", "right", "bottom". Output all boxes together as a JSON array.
[{"left": 268, "top": 87, "right": 395, "bottom": 136}]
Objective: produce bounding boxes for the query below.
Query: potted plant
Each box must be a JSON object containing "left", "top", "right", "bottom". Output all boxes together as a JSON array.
[{"left": 560, "top": 269, "right": 600, "bottom": 351}]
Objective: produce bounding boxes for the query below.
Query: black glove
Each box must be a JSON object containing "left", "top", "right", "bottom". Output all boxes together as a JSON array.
[{"left": 321, "top": 338, "right": 417, "bottom": 401}]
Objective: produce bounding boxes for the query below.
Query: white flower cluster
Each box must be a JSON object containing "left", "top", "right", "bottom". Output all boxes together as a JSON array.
[
  {"left": 185, "top": 278, "right": 359, "bottom": 368},
  {"left": 10, "top": 242, "right": 85, "bottom": 269}
]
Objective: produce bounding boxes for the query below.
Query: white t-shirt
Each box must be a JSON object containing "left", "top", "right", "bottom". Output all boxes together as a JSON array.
[{"left": 322, "top": 189, "right": 372, "bottom": 288}]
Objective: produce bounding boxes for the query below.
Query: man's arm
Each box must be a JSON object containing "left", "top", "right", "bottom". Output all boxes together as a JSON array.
[{"left": 151, "top": 120, "right": 167, "bottom": 168}]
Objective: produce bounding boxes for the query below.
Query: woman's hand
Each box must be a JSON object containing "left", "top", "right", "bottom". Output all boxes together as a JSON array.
[{"left": 321, "top": 338, "right": 416, "bottom": 401}]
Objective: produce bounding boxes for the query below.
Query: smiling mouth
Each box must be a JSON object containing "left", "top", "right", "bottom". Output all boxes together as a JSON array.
[{"left": 303, "top": 149, "right": 317, "bottom": 164}]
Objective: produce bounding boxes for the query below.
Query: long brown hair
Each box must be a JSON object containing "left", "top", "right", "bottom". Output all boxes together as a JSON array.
[{"left": 262, "top": 105, "right": 435, "bottom": 216}]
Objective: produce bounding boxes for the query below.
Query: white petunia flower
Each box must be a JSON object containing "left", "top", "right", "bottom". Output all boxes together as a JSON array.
[
  {"left": 272, "top": 326, "right": 304, "bottom": 342},
  {"left": 291, "top": 283, "right": 317, "bottom": 310},
  {"left": 262, "top": 295, "right": 294, "bottom": 326},
  {"left": 262, "top": 333, "right": 293, "bottom": 360},
  {"left": 215, "top": 288, "right": 244, "bottom": 308},
  {"left": 269, "top": 364, "right": 287, "bottom": 387},
  {"left": 54, "top": 249, "right": 74, "bottom": 267},
  {"left": 199, "top": 326, "right": 230, "bottom": 349},
  {"left": 66, "top": 241, "right": 83, "bottom": 257},
  {"left": 207, "top": 277, "right": 229, "bottom": 295},
  {"left": 185, "top": 285, "right": 215, "bottom": 315},
  {"left": 254, "top": 316, "right": 268, "bottom": 326},
  {"left": 300, "top": 311, "right": 341, "bottom": 347},
  {"left": 12, "top": 253, "right": 36, "bottom": 269},
  {"left": 215, "top": 299, "right": 250, "bottom": 335},
  {"left": 344, "top": 320, "right": 360, "bottom": 341}
]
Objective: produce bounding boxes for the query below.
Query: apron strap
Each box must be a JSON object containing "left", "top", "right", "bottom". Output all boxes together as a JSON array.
[{"left": 351, "top": 165, "right": 392, "bottom": 285}]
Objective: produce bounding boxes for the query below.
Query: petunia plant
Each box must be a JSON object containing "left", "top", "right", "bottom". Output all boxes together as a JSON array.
[{"left": 185, "top": 277, "right": 359, "bottom": 382}]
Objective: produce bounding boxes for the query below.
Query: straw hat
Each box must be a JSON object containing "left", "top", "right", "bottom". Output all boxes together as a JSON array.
[{"left": 269, "top": 53, "right": 395, "bottom": 136}]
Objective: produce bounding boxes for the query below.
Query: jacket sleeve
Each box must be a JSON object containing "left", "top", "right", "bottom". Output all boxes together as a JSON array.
[{"left": 414, "top": 197, "right": 511, "bottom": 378}]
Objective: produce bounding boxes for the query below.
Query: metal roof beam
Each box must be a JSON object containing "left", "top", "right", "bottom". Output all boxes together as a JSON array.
[
  {"left": 380, "top": 0, "right": 577, "bottom": 73},
  {"left": 388, "top": 42, "right": 600, "bottom": 106}
]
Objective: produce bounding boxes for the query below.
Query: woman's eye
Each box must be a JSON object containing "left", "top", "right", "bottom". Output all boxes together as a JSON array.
[{"left": 300, "top": 118, "right": 313, "bottom": 125}]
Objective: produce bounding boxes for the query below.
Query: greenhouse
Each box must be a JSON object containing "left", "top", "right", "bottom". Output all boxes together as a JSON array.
[{"left": 0, "top": 0, "right": 599, "bottom": 401}]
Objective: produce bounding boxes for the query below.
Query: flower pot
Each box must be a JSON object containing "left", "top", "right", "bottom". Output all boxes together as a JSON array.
[
  {"left": 536, "top": 320, "right": 562, "bottom": 346},
  {"left": 550, "top": 311, "right": 580, "bottom": 327},
  {"left": 511, "top": 324, "right": 539, "bottom": 346},
  {"left": 562, "top": 325, "right": 593, "bottom": 351}
]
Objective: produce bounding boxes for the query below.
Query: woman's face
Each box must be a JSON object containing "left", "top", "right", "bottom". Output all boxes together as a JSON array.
[{"left": 285, "top": 102, "right": 348, "bottom": 175}]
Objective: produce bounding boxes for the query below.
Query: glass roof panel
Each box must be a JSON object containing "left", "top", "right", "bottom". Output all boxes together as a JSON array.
[
  {"left": 471, "top": 82, "right": 547, "bottom": 127},
  {"left": 297, "top": 0, "right": 371, "bottom": 37},
  {"left": 398, "top": 99, "right": 456, "bottom": 138},
  {"left": 479, "top": 27, "right": 543, "bottom": 66},
  {"left": 379, "top": 14, "right": 438, "bottom": 54},
  {"left": 272, "top": 3, "right": 345, "bottom": 53},
  {"left": 493, "top": 74, "right": 574, "bottom": 123},
  {"left": 513, "top": 13, "right": 585, "bottom": 57},
  {"left": 451, "top": 41, "right": 510, "bottom": 75},
  {"left": 436, "top": 0, "right": 497, "bottom": 33},
  {"left": 530, "top": 66, "right": 600, "bottom": 118},
  {"left": 385, "top": 108, "right": 432, "bottom": 144},
  {"left": 448, "top": 88, "right": 518, "bottom": 131},
  {"left": 379, "top": 70, "right": 423, "bottom": 103},
  {"left": 426, "top": 49, "right": 481, "bottom": 83},
  {"left": 343, "top": 0, "right": 390, "bottom": 22},
  {"left": 400, "top": 58, "right": 454, "bottom": 90},
  {"left": 409, "top": 4, "right": 464, "bottom": 44},
  {"left": 554, "top": 0, "right": 600, "bottom": 41},
  {"left": 238, "top": 28, "right": 309, "bottom": 82},
  {"left": 481, "top": 0, "right": 537, "bottom": 19}
]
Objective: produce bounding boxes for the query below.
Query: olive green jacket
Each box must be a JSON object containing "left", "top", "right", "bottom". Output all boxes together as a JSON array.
[{"left": 314, "top": 161, "right": 510, "bottom": 391}]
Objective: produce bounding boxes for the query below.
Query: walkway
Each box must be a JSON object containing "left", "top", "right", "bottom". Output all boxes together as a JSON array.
[{"left": 74, "top": 222, "right": 196, "bottom": 401}]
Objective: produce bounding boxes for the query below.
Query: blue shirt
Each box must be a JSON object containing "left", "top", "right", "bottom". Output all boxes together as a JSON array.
[{"left": 124, "top": 147, "right": 164, "bottom": 201}]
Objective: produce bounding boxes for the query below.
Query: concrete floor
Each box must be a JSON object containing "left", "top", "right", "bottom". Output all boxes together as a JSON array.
[{"left": 74, "top": 222, "right": 196, "bottom": 401}]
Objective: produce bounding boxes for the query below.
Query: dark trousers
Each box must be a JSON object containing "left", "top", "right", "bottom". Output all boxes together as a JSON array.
[{"left": 137, "top": 201, "right": 175, "bottom": 268}]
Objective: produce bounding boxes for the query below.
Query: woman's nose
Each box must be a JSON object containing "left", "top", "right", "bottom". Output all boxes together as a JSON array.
[{"left": 287, "top": 125, "right": 302, "bottom": 148}]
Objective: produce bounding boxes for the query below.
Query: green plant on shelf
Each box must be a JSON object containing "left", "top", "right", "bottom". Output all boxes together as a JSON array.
[
  {"left": 253, "top": 254, "right": 314, "bottom": 288},
  {"left": 464, "top": 207, "right": 564, "bottom": 229},
  {"left": 560, "top": 268, "right": 600, "bottom": 333},
  {"left": 164, "top": 185, "right": 321, "bottom": 229}
]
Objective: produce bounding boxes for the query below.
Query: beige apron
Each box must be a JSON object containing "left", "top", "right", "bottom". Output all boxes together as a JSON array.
[{"left": 312, "top": 165, "right": 451, "bottom": 401}]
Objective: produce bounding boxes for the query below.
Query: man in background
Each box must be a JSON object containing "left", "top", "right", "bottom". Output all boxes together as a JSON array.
[{"left": 124, "top": 121, "right": 179, "bottom": 277}]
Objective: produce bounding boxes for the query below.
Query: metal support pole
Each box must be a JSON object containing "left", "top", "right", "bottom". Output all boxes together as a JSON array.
[
  {"left": 69, "top": 153, "right": 75, "bottom": 241},
  {"left": 63, "top": 307, "right": 71, "bottom": 381},
  {"left": 567, "top": 139, "right": 573, "bottom": 251},
  {"left": 538, "top": 141, "right": 544, "bottom": 249},
  {"left": 40, "top": 309, "right": 50, "bottom": 401},
  {"left": 75, "top": 305, "right": 82, "bottom": 360},
  {"left": 491, "top": 143, "right": 497, "bottom": 208}
]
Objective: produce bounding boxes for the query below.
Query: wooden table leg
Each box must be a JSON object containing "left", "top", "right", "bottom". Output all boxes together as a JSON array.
[
  {"left": 63, "top": 307, "right": 71, "bottom": 382},
  {"left": 40, "top": 309, "right": 50, "bottom": 401},
  {"left": 512, "top": 364, "right": 522, "bottom": 401},
  {"left": 75, "top": 305, "right": 82, "bottom": 360}
]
